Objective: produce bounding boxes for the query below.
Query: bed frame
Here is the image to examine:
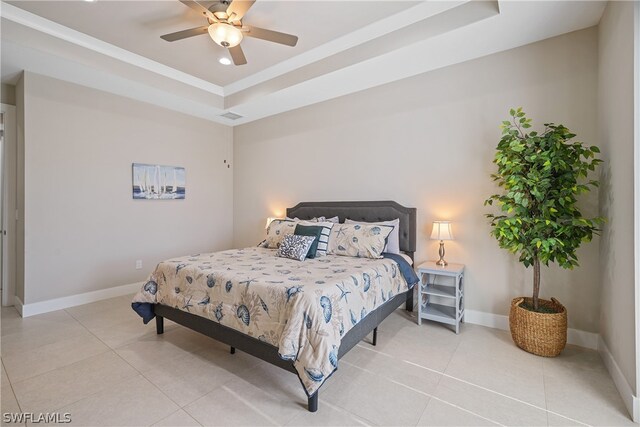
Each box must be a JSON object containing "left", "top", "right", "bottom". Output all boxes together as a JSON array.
[{"left": 153, "top": 200, "right": 417, "bottom": 412}]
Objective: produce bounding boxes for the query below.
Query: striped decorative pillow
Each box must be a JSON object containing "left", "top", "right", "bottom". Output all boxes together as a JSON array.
[{"left": 298, "top": 221, "right": 334, "bottom": 256}]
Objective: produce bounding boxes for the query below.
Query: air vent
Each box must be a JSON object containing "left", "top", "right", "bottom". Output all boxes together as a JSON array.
[{"left": 221, "top": 112, "right": 243, "bottom": 120}]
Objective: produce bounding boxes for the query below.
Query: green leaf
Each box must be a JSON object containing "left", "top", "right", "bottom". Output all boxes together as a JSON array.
[{"left": 485, "top": 108, "right": 604, "bottom": 296}]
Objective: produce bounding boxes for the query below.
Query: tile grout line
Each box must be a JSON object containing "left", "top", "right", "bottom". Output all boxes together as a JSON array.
[
  {"left": 542, "top": 360, "right": 550, "bottom": 427},
  {"left": 2, "top": 310, "right": 119, "bottom": 417},
  {"left": 394, "top": 380, "right": 504, "bottom": 427},
  {"left": 354, "top": 343, "right": 592, "bottom": 427},
  {"left": 1, "top": 309, "right": 107, "bottom": 383},
  {"left": 151, "top": 408, "right": 201, "bottom": 427},
  {"left": 71, "top": 301, "right": 268, "bottom": 424},
  {"left": 221, "top": 385, "right": 280, "bottom": 426},
  {"left": 176, "top": 352, "right": 253, "bottom": 413},
  {"left": 6, "top": 350, "right": 112, "bottom": 407},
  {"left": 318, "top": 395, "right": 380, "bottom": 427},
  {"left": 416, "top": 327, "right": 464, "bottom": 426},
  {"left": 341, "top": 360, "right": 503, "bottom": 427},
  {"left": 1, "top": 357, "right": 24, "bottom": 414},
  {"left": 92, "top": 317, "right": 246, "bottom": 422},
  {"left": 317, "top": 399, "right": 372, "bottom": 427},
  {"left": 403, "top": 359, "right": 591, "bottom": 427},
  {"left": 63, "top": 307, "right": 192, "bottom": 425}
]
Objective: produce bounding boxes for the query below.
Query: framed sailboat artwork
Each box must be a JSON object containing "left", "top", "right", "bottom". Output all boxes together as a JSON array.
[{"left": 132, "top": 163, "right": 185, "bottom": 200}]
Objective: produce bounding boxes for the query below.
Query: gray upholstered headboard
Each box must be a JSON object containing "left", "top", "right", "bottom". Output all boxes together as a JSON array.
[{"left": 286, "top": 201, "right": 417, "bottom": 260}]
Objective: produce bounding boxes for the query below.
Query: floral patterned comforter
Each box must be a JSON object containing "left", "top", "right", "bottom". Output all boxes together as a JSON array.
[{"left": 132, "top": 247, "right": 413, "bottom": 396}]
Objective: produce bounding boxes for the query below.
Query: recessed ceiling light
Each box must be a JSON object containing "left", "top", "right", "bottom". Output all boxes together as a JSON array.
[{"left": 219, "top": 57, "right": 231, "bottom": 66}]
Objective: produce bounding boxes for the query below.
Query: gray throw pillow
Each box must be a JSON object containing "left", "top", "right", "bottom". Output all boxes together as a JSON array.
[{"left": 276, "top": 234, "right": 317, "bottom": 261}]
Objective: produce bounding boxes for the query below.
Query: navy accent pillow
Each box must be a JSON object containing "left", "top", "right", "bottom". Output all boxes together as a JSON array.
[{"left": 294, "top": 225, "right": 323, "bottom": 259}]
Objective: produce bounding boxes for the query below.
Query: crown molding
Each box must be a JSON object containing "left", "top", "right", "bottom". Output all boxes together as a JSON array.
[
  {"left": 0, "top": 2, "right": 224, "bottom": 96},
  {"left": 223, "top": 1, "right": 467, "bottom": 95}
]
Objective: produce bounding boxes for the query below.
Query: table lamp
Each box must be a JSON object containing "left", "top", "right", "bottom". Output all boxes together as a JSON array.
[{"left": 430, "top": 221, "right": 453, "bottom": 266}]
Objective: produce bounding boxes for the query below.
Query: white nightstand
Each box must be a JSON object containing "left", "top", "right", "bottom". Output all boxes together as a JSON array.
[{"left": 416, "top": 261, "right": 465, "bottom": 334}]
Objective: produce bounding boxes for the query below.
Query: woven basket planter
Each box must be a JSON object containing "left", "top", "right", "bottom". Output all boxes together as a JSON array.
[{"left": 509, "top": 297, "right": 567, "bottom": 357}]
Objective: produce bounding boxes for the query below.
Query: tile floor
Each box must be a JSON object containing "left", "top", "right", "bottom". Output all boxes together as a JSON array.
[{"left": 0, "top": 295, "right": 636, "bottom": 426}]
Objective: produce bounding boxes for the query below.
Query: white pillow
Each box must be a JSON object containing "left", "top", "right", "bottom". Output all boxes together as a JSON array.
[
  {"left": 319, "top": 216, "right": 340, "bottom": 223},
  {"left": 345, "top": 218, "right": 400, "bottom": 254},
  {"left": 264, "top": 220, "right": 297, "bottom": 249},
  {"left": 328, "top": 223, "right": 394, "bottom": 259}
]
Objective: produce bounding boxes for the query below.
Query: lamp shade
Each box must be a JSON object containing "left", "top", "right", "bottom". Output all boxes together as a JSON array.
[
  {"left": 208, "top": 23, "right": 243, "bottom": 48},
  {"left": 430, "top": 221, "right": 453, "bottom": 240}
]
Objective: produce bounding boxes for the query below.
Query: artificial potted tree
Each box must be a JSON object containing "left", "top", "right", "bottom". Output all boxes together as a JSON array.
[{"left": 485, "top": 108, "right": 604, "bottom": 357}]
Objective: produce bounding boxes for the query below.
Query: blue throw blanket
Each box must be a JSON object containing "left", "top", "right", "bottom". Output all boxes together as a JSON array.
[{"left": 382, "top": 252, "right": 419, "bottom": 288}]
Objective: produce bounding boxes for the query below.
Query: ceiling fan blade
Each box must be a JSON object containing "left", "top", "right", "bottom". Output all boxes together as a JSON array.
[
  {"left": 226, "top": 0, "right": 255, "bottom": 22},
  {"left": 161, "top": 26, "right": 209, "bottom": 42},
  {"left": 228, "top": 45, "right": 247, "bottom": 65},
  {"left": 179, "top": 0, "right": 216, "bottom": 21},
  {"left": 243, "top": 25, "right": 298, "bottom": 47}
]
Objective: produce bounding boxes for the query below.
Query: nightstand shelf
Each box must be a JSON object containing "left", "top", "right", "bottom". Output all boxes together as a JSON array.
[
  {"left": 416, "top": 261, "right": 465, "bottom": 334},
  {"left": 421, "top": 283, "right": 456, "bottom": 298},
  {"left": 421, "top": 303, "right": 458, "bottom": 324}
]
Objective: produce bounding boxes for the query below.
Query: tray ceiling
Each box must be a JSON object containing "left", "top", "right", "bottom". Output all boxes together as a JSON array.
[
  {"left": 1, "top": 1, "right": 607, "bottom": 125},
  {"left": 7, "top": 0, "right": 419, "bottom": 86}
]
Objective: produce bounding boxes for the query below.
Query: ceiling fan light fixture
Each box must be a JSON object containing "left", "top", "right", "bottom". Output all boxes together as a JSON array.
[
  {"left": 208, "top": 23, "right": 243, "bottom": 48},
  {"left": 213, "top": 11, "right": 228, "bottom": 20}
]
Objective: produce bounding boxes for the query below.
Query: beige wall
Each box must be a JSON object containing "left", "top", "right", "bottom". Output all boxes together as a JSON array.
[
  {"left": 21, "top": 72, "right": 234, "bottom": 304},
  {"left": 597, "top": 1, "right": 636, "bottom": 394},
  {"left": 234, "top": 28, "right": 602, "bottom": 333},
  {"left": 1, "top": 84, "right": 16, "bottom": 106}
]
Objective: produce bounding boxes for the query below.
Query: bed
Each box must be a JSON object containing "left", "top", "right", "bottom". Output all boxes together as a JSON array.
[{"left": 131, "top": 200, "right": 417, "bottom": 412}]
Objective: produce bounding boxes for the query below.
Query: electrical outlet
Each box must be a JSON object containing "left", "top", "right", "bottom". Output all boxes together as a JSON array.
[{"left": 136, "top": 260, "right": 142, "bottom": 270}]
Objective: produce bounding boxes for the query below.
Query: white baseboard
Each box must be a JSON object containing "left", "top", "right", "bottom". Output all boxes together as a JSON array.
[
  {"left": 464, "top": 309, "right": 509, "bottom": 330},
  {"left": 598, "top": 336, "right": 639, "bottom": 423},
  {"left": 18, "top": 282, "right": 143, "bottom": 318},
  {"left": 14, "top": 295, "right": 24, "bottom": 316},
  {"left": 464, "top": 309, "right": 599, "bottom": 350}
]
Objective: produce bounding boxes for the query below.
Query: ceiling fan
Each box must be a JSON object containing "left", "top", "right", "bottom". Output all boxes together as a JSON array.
[{"left": 161, "top": 0, "right": 299, "bottom": 66}]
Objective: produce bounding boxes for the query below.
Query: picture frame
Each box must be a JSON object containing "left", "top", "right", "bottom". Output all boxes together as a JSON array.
[{"left": 132, "top": 163, "right": 185, "bottom": 200}]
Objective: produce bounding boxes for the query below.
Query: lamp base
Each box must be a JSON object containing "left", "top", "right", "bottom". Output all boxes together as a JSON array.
[{"left": 436, "top": 241, "right": 448, "bottom": 266}]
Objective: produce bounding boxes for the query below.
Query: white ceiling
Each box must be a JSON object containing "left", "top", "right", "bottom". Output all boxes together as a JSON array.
[
  {"left": 7, "top": 0, "right": 419, "bottom": 86},
  {"left": 0, "top": 1, "right": 607, "bottom": 126}
]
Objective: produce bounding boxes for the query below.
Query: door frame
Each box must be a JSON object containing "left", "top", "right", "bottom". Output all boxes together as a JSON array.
[
  {"left": 1, "top": 103, "right": 16, "bottom": 307},
  {"left": 634, "top": 1, "right": 640, "bottom": 420}
]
